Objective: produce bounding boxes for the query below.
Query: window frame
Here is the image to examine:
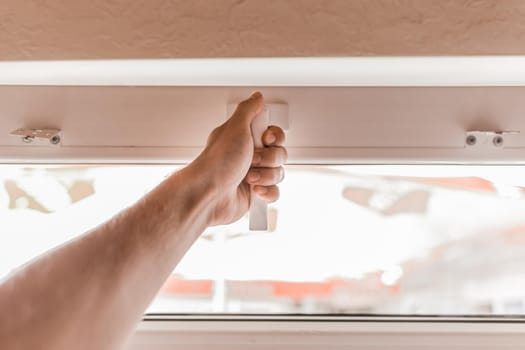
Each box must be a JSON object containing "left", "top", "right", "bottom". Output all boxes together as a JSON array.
[
  {"left": 3, "top": 85, "right": 525, "bottom": 165},
  {"left": 128, "top": 315, "right": 525, "bottom": 350},
  {"left": 3, "top": 61, "right": 525, "bottom": 346}
]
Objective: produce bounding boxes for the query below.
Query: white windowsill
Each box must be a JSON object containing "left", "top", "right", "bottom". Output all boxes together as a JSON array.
[{"left": 128, "top": 316, "right": 525, "bottom": 350}]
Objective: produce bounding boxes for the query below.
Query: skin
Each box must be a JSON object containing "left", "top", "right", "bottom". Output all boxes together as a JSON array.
[{"left": 0, "top": 91, "right": 287, "bottom": 350}]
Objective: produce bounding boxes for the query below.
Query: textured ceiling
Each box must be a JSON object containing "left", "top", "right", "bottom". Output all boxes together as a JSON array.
[{"left": 2, "top": 0, "right": 525, "bottom": 60}]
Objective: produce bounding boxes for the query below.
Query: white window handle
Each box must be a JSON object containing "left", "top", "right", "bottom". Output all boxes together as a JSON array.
[{"left": 249, "top": 107, "right": 269, "bottom": 231}]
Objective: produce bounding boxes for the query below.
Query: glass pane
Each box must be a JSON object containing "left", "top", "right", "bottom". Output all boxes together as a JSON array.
[{"left": 2, "top": 164, "right": 525, "bottom": 315}]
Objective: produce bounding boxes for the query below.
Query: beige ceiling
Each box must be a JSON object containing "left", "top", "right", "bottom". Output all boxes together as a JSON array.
[{"left": 2, "top": 0, "right": 525, "bottom": 61}]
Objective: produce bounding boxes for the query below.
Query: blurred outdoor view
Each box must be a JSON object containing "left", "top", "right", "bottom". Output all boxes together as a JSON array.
[{"left": 2, "top": 164, "right": 525, "bottom": 316}]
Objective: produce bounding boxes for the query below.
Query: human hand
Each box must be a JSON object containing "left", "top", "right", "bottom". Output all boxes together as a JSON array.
[{"left": 190, "top": 91, "right": 287, "bottom": 226}]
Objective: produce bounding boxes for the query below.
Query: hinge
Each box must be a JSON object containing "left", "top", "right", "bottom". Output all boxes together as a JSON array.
[
  {"left": 464, "top": 130, "right": 518, "bottom": 149},
  {"left": 9, "top": 128, "right": 61, "bottom": 145}
]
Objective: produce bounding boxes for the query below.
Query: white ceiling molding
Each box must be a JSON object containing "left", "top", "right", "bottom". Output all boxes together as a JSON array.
[{"left": 2, "top": 56, "right": 525, "bottom": 86}]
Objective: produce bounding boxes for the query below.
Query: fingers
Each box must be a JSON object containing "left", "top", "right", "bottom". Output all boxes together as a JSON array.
[
  {"left": 231, "top": 91, "right": 265, "bottom": 125},
  {"left": 253, "top": 185, "right": 280, "bottom": 203},
  {"left": 229, "top": 92, "right": 285, "bottom": 205},
  {"left": 246, "top": 167, "right": 285, "bottom": 186},
  {"left": 252, "top": 146, "right": 287, "bottom": 167},
  {"left": 262, "top": 126, "right": 286, "bottom": 146}
]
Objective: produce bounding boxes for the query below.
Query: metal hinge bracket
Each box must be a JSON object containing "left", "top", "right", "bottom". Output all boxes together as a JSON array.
[
  {"left": 9, "top": 128, "right": 61, "bottom": 145},
  {"left": 465, "top": 130, "right": 519, "bottom": 149}
]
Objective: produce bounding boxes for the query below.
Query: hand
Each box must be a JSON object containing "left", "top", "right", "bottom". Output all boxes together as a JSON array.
[{"left": 190, "top": 91, "right": 287, "bottom": 226}]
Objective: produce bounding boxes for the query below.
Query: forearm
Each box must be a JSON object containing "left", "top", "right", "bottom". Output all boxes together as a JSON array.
[
  {"left": 0, "top": 91, "right": 283, "bottom": 350},
  {"left": 0, "top": 163, "right": 215, "bottom": 350}
]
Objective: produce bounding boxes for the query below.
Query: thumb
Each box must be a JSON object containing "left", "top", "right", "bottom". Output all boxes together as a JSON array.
[{"left": 230, "top": 91, "right": 265, "bottom": 125}]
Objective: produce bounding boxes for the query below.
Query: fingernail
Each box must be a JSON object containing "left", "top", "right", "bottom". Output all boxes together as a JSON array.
[
  {"left": 266, "top": 133, "right": 276, "bottom": 144},
  {"left": 247, "top": 171, "right": 260, "bottom": 182},
  {"left": 252, "top": 152, "right": 262, "bottom": 165},
  {"left": 249, "top": 91, "right": 262, "bottom": 99}
]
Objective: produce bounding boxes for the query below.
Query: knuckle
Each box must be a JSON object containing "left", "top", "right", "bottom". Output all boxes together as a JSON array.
[
  {"left": 238, "top": 99, "right": 252, "bottom": 110},
  {"left": 268, "top": 186, "right": 280, "bottom": 202},
  {"left": 268, "top": 149, "right": 278, "bottom": 164},
  {"left": 267, "top": 125, "right": 278, "bottom": 134},
  {"left": 278, "top": 147, "right": 288, "bottom": 164},
  {"left": 279, "top": 129, "right": 286, "bottom": 142},
  {"left": 211, "top": 126, "right": 221, "bottom": 135},
  {"left": 207, "top": 126, "right": 222, "bottom": 143},
  {"left": 269, "top": 126, "right": 285, "bottom": 143},
  {"left": 274, "top": 168, "right": 283, "bottom": 182},
  {"left": 260, "top": 147, "right": 287, "bottom": 167},
  {"left": 269, "top": 147, "right": 285, "bottom": 166},
  {"left": 261, "top": 148, "right": 275, "bottom": 165}
]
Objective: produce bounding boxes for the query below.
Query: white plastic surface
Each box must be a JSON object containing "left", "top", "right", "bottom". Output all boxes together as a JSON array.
[
  {"left": 249, "top": 108, "right": 269, "bottom": 231},
  {"left": 3, "top": 86, "right": 525, "bottom": 164},
  {"left": 4, "top": 57, "right": 525, "bottom": 86},
  {"left": 129, "top": 317, "right": 525, "bottom": 350}
]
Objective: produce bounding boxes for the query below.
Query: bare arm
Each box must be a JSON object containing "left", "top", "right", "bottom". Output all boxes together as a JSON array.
[{"left": 0, "top": 92, "right": 287, "bottom": 350}]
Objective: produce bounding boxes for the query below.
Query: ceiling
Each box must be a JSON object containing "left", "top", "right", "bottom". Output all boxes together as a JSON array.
[{"left": 2, "top": 0, "right": 525, "bottom": 61}]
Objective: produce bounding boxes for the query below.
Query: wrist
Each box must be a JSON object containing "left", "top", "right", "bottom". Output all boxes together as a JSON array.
[{"left": 171, "top": 159, "right": 220, "bottom": 227}]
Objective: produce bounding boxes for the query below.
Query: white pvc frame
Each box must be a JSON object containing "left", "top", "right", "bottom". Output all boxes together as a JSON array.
[
  {"left": 129, "top": 315, "right": 525, "bottom": 350},
  {"left": 2, "top": 57, "right": 525, "bottom": 348},
  {"left": 2, "top": 56, "right": 525, "bottom": 87}
]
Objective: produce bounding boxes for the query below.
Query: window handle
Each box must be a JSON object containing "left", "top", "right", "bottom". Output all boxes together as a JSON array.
[{"left": 249, "top": 107, "right": 269, "bottom": 231}]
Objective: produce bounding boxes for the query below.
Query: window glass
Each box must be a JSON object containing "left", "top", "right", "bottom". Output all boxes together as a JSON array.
[{"left": 2, "top": 164, "right": 525, "bottom": 315}]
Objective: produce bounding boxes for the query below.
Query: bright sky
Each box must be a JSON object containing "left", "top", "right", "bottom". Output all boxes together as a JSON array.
[{"left": 2, "top": 165, "right": 525, "bottom": 314}]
